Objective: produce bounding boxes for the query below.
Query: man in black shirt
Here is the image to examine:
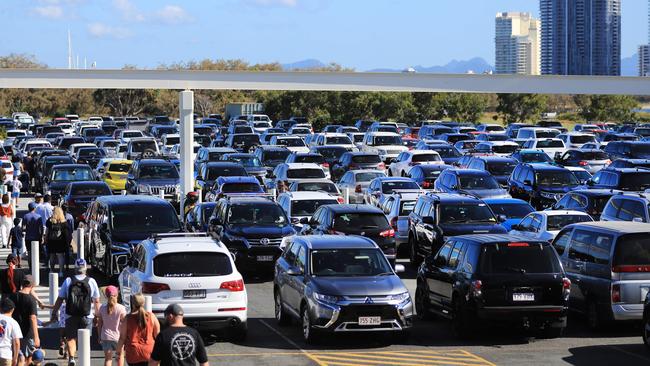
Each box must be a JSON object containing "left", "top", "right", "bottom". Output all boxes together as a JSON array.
[
  {"left": 150, "top": 304, "right": 209, "bottom": 366},
  {"left": 8, "top": 275, "right": 39, "bottom": 365}
]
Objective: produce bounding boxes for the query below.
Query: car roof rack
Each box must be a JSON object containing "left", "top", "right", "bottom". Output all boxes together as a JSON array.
[{"left": 151, "top": 232, "right": 209, "bottom": 243}]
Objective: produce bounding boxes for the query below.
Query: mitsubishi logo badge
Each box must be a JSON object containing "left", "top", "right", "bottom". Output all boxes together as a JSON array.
[{"left": 365, "top": 297, "right": 373, "bottom": 304}]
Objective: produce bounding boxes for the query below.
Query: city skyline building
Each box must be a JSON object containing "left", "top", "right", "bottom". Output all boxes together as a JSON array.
[{"left": 495, "top": 12, "right": 541, "bottom": 75}]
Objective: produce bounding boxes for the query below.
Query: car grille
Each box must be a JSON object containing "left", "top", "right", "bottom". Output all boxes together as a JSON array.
[
  {"left": 337, "top": 305, "right": 399, "bottom": 322},
  {"left": 247, "top": 237, "right": 283, "bottom": 246},
  {"left": 150, "top": 185, "right": 177, "bottom": 195},
  {"left": 386, "top": 149, "right": 402, "bottom": 155}
]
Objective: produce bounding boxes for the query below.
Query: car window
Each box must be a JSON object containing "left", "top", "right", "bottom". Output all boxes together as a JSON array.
[
  {"left": 295, "top": 245, "right": 307, "bottom": 272},
  {"left": 435, "top": 242, "right": 454, "bottom": 266},
  {"left": 590, "top": 233, "right": 614, "bottom": 265},
  {"left": 568, "top": 229, "right": 604, "bottom": 263},
  {"left": 448, "top": 242, "right": 464, "bottom": 269},
  {"left": 284, "top": 242, "right": 299, "bottom": 266},
  {"left": 531, "top": 215, "right": 543, "bottom": 232},
  {"left": 618, "top": 199, "right": 646, "bottom": 221},
  {"left": 613, "top": 233, "right": 650, "bottom": 268},
  {"left": 603, "top": 198, "right": 621, "bottom": 218},
  {"left": 479, "top": 243, "right": 562, "bottom": 274},
  {"left": 154, "top": 252, "right": 232, "bottom": 277},
  {"left": 519, "top": 215, "right": 534, "bottom": 230},
  {"left": 553, "top": 229, "right": 572, "bottom": 256}
]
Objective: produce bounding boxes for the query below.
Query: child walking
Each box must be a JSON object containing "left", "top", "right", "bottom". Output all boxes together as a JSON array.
[
  {"left": 7, "top": 218, "right": 23, "bottom": 267},
  {"left": 97, "top": 286, "right": 126, "bottom": 366}
]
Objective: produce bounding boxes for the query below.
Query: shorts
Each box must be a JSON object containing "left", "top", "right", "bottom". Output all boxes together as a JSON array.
[
  {"left": 19, "top": 337, "right": 35, "bottom": 357},
  {"left": 64, "top": 315, "right": 92, "bottom": 339},
  {"left": 101, "top": 340, "right": 118, "bottom": 352},
  {"left": 0, "top": 359, "right": 10, "bottom": 366}
]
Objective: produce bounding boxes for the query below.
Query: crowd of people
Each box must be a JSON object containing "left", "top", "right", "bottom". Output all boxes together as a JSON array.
[{"left": 0, "top": 193, "right": 210, "bottom": 366}]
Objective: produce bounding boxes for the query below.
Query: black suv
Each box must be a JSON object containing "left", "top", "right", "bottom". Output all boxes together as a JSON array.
[
  {"left": 81, "top": 195, "right": 182, "bottom": 276},
  {"left": 208, "top": 196, "right": 296, "bottom": 272},
  {"left": 299, "top": 204, "right": 397, "bottom": 264},
  {"left": 125, "top": 158, "right": 180, "bottom": 203},
  {"left": 415, "top": 235, "right": 570, "bottom": 338},
  {"left": 604, "top": 141, "right": 650, "bottom": 160},
  {"left": 551, "top": 189, "right": 622, "bottom": 220},
  {"left": 508, "top": 163, "right": 580, "bottom": 210},
  {"left": 252, "top": 146, "right": 292, "bottom": 175},
  {"left": 407, "top": 193, "right": 507, "bottom": 265},
  {"left": 585, "top": 168, "right": 650, "bottom": 192}
]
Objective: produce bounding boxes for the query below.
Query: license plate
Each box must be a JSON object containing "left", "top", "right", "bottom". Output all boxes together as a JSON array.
[
  {"left": 257, "top": 255, "right": 274, "bottom": 262},
  {"left": 642, "top": 287, "right": 649, "bottom": 302},
  {"left": 512, "top": 293, "right": 535, "bottom": 302},
  {"left": 358, "top": 316, "right": 381, "bottom": 326},
  {"left": 183, "top": 290, "right": 206, "bottom": 299}
]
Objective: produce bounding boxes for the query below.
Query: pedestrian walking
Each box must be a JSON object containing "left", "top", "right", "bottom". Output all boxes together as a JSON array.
[
  {"left": 44, "top": 207, "right": 71, "bottom": 276},
  {"left": 97, "top": 286, "right": 126, "bottom": 366},
  {"left": 7, "top": 218, "right": 23, "bottom": 268},
  {"left": 0, "top": 195, "right": 14, "bottom": 249},
  {"left": 0, "top": 297, "right": 22, "bottom": 366},
  {"left": 0, "top": 254, "right": 24, "bottom": 296},
  {"left": 150, "top": 304, "right": 209, "bottom": 366},
  {"left": 35, "top": 194, "right": 53, "bottom": 229},
  {"left": 61, "top": 204, "right": 74, "bottom": 271},
  {"left": 116, "top": 293, "right": 160, "bottom": 366},
  {"left": 10, "top": 176, "right": 21, "bottom": 206},
  {"left": 8, "top": 275, "right": 40, "bottom": 366},
  {"left": 50, "top": 259, "right": 101, "bottom": 366},
  {"left": 22, "top": 202, "right": 43, "bottom": 272}
]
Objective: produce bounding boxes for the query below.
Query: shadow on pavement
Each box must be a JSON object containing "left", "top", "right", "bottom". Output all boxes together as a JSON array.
[{"left": 564, "top": 344, "right": 650, "bottom": 366}]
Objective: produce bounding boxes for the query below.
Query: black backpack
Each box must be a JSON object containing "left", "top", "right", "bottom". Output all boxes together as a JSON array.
[
  {"left": 66, "top": 277, "right": 91, "bottom": 316},
  {"left": 48, "top": 223, "right": 64, "bottom": 242}
]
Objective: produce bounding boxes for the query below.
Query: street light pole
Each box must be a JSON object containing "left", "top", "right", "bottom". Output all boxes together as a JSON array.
[{"left": 179, "top": 90, "right": 194, "bottom": 217}]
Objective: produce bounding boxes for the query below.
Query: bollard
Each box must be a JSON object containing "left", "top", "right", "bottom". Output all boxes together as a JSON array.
[
  {"left": 344, "top": 187, "right": 350, "bottom": 204},
  {"left": 46, "top": 190, "right": 51, "bottom": 196},
  {"left": 49, "top": 272, "right": 58, "bottom": 310},
  {"left": 270, "top": 188, "right": 277, "bottom": 199},
  {"left": 30, "top": 241, "right": 39, "bottom": 286},
  {"left": 76, "top": 227, "right": 85, "bottom": 260},
  {"left": 77, "top": 329, "right": 91, "bottom": 366},
  {"left": 121, "top": 190, "right": 127, "bottom": 196},
  {"left": 197, "top": 188, "right": 202, "bottom": 204},
  {"left": 144, "top": 295, "right": 152, "bottom": 312}
]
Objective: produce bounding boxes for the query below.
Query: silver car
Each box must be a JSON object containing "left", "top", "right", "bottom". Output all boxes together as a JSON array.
[{"left": 337, "top": 169, "right": 387, "bottom": 204}]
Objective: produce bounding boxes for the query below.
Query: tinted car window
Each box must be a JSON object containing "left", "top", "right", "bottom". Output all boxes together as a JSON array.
[
  {"left": 487, "top": 161, "right": 516, "bottom": 176},
  {"left": 311, "top": 248, "right": 392, "bottom": 276},
  {"left": 569, "top": 230, "right": 611, "bottom": 263},
  {"left": 487, "top": 203, "right": 534, "bottom": 219},
  {"left": 618, "top": 199, "right": 646, "bottom": 221},
  {"left": 263, "top": 150, "right": 291, "bottom": 161},
  {"left": 618, "top": 172, "right": 650, "bottom": 191},
  {"left": 140, "top": 165, "right": 178, "bottom": 179},
  {"left": 614, "top": 234, "right": 650, "bottom": 267},
  {"left": 381, "top": 181, "right": 420, "bottom": 193},
  {"left": 53, "top": 168, "right": 93, "bottom": 181},
  {"left": 536, "top": 170, "right": 579, "bottom": 186},
  {"left": 111, "top": 204, "right": 180, "bottom": 233},
  {"left": 291, "top": 199, "right": 338, "bottom": 216},
  {"left": 154, "top": 252, "right": 232, "bottom": 277},
  {"left": 296, "top": 182, "right": 338, "bottom": 194},
  {"left": 553, "top": 230, "right": 572, "bottom": 255},
  {"left": 287, "top": 169, "right": 325, "bottom": 179},
  {"left": 108, "top": 163, "right": 131, "bottom": 172},
  {"left": 221, "top": 183, "right": 262, "bottom": 193},
  {"left": 71, "top": 185, "right": 111, "bottom": 196},
  {"left": 459, "top": 175, "right": 500, "bottom": 189},
  {"left": 207, "top": 166, "right": 247, "bottom": 180},
  {"left": 547, "top": 215, "right": 592, "bottom": 231},
  {"left": 332, "top": 213, "right": 390, "bottom": 233},
  {"left": 439, "top": 204, "right": 496, "bottom": 224},
  {"left": 228, "top": 204, "right": 287, "bottom": 226},
  {"left": 479, "top": 244, "right": 561, "bottom": 274},
  {"left": 603, "top": 198, "right": 622, "bottom": 218}
]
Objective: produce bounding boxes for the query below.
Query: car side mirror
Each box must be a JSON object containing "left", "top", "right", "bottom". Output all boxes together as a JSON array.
[
  {"left": 587, "top": 180, "right": 595, "bottom": 186},
  {"left": 422, "top": 216, "right": 434, "bottom": 225},
  {"left": 497, "top": 214, "right": 507, "bottom": 223},
  {"left": 434, "top": 256, "right": 446, "bottom": 267},
  {"left": 299, "top": 217, "right": 310, "bottom": 224},
  {"left": 286, "top": 266, "right": 303, "bottom": 276}
]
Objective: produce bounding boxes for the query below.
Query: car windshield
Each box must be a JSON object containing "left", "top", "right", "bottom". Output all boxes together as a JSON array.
[
  {"left": 206, "top": 166, "right": 247, "bottom": 180},
  {"left": 536, "top": 140, "right": 563, "bottom": 148},
  {"left": 487, "top": 135, "right": 509, "bottom": 141},
  {"left": 264, "top": 150, "right": 291, "bottom": 161},
  {"left": 614, "top": 233, "right": 650, "bottom": 267},
  {"left": 277, "top": 138, "right": 305, "bottom": 147},
  {"left": 536, "top": 171, "right": 579, "bottom": 186},
  {"left": 287, "top": 169, "right": 325, "bottom": 179},
  {"left": 412, "top": 154, "right": 441, "bottom": 163},
  {"left": 570, "top": 135, "right": 595, "bottom": 143},
  {"left": 631, "top": 144, "right": 650, "bottom": 154},
  {"left": 547, "top": 215, "right": 592, "bottom": 231},
  {"left": 123, "top": 132, "right": 142, "bottom": 138},
  {"left": 356, "top": 172, "right": 385, "bottom": 182},
  {"left": 332, "top": 213, "right": 390, "bottom": 233},
  {"left": 326, "top": 136, "right": 352, "bottom": 145},
  {"left": 311, "top": 248, "right": 392, "bottom": 277},
  {"left": 619, "top": 172, "right": 650, "bottom": 191},
  {"left": 635, "top": 129, "right": 650, "bottom": 136},
  {"left": 479, "top": 244, "right": 561, "bottom": 274},
  {"left": 373, "top": 136, "right": 402, "bottom": 145},
  {"left": 111, "top": 205, "right": 181, "bottom": 233},
  {"left": 296, "top": 182, "right": 338, "bottom": 194},
  {"left": 78, "top": 148, "right": 105, "bottom": 157},
  {"left": 233, "top": 135, "right": 260, "bottom": 144},
  {"left": 53, "top": 168, "right": 93, "bottom": 181},
  {"left": 108, "top": 163, "right": 131, "bottom": 172},
  {"left": 131, "top": 141, "right": 156, "bottom": 153},
  {"left": 487, "top": 162, "right": 517, "bottom": 176},
  {"left": 458, "top": 141, "right": 479, "bottom": 149},
  {"left": 226, "top": 156, "right": 262, "bottom": 167},
  {"left": 485, "top": 126, "right": 505, "bottom": 132},
  {"left": 459, "top": 175, "right": 500, "bottom": 189},
  {"left": 292, "top": 128, "right": 310, "bottom": 134},
  {"left": 140, "top": 165, "right": 178, "bottom": 179},
  {"left": 352, "top": 155, "right": 381, "bottom": 164},
  {"left": 520, "top": 152, "right": 553, "bottom": 163},
  {"left": 254, "top": 122, "right": 271, "bottom": 128},
  {"left": 154, "top": 252, "right": 232, "bottom": 277},
  {"left": 228, "top": 203, "right": 287, "bottom": 226},
  {"left": 439, "top": 204, "right": 497, "bottom": 224},
  {"left": 221, "top": 183, "right": 262, "bottom": 193},
  {"left": 432, "top": 147, "right": 461, "bottom": 158},
  {"left": 102, "top": 141, "right": 119, "bottom": 148},
  {"left": 165, "top": 137, "right": 180, "bottom": 145},
  {"left": 381, "top": 181, "right": 420, "bottom": 193},
  {"left": 294, "top": 155, "right": 324, "bottom": 164},
  {"left": 291, "top": 199, "right": 338, "bottom": 216},
  {"left": 580, "top": 151, "right": 609, "bottom": 160},
  {"left": 487, "top": 203, "right": 534, "bottom": 219},
  {"left": 71, "top": 184, "right": 111, "bottom": 196},
  {"left": 492, "top": 145, "right": 518, "bottom": 154},
  {"left": 536, "top": 131, "right": 559, "bottom": 138}
]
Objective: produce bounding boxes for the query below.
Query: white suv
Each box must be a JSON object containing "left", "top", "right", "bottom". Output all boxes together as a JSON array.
[{"left": 118, "top": 233, "right": 248, "bottom": 340}]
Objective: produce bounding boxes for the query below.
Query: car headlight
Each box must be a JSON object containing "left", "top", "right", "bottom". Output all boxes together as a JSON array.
[
  {"left": 540, "top": 191, "right": 556, "bottom": 199},
  {"left": 138, "top": 184, "right": 150, "bottom": 193},
  {"left": 387, "top": 292, "right": 411, "bottom": 303},
  {"left": 313, "top": 292, "right": 341, "bottom": 305},
  {"left": 377, "top": 149, "right": 387, "bottom": 155}
]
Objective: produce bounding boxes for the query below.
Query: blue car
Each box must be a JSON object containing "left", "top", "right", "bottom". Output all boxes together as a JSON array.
[{"left": 482, "top": 198, "right": 535, "bottom": 231}]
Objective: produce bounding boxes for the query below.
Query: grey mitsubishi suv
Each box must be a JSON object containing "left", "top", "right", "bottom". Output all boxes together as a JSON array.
[{"left": 273, "top": 235, "right": 413, "bottom": 344}]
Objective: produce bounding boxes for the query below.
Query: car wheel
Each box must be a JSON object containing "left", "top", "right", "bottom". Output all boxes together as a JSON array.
[
  {"left": 643, "top": 319, "right": 650, "bottom": 349},
  {"left": 275, "top": 291, "right": 290, "bottom": 326},
  {"left": 409, "top": 236, "right": 422, "bottom": 267},
  {"left": 587, "top": 300, "right": 605, "bottom": 330},
  {"left": 415, "top": 285, "right": 433, "bottom": 321},
  {"left": 538, "top": 326, "right": 564, "bottom": 339},
  {"left": 451, "top": 298, "right": 471, "bottom": 339},
  {"left": 301, "top": 306, "right": 319, "bottom": 344}
]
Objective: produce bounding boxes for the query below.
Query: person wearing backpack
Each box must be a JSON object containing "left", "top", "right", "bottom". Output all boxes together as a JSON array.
[
  {"left": 50, "top": 259, "right": 100, "bottom": 366},
  {"left": 43, "top": 207, "right": 71, "bottom": 277}
]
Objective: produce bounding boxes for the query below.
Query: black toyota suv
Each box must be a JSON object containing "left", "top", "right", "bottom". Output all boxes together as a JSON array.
[
  {"left": 508, "top": 163, "right": 580, "bottom": 210},
  {"left": 299, "top": 204, "right": 397, "bottom": 265},
  {"left": 584, "top": 168, "right": 650, "bottom": 192},
  {"left": 81, "top": 195, "right": 182, "bottom": 276},
  {"left": 415, "top": 235, "right": 570, "bottom": 338},
  {"left": 208, "top": 196, "right": 296, "bottom": 272},
  {"left": 407, "top": 193, "right": 507, "bottom": 265}
]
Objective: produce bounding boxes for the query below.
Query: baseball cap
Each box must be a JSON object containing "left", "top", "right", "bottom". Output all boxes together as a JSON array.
[
  {"left": 164, "top": 303, "right": 184, "bottom": 317},
  {"left": 31, "top": 349, "right": 44, "bottom": 362},
  {"left": 75, "top": 258, "right": 87, "bottom": 270},
  {"left": 105, "top": 285, "right": 118, "bottom": 297},
  {"left": 28, "top": 202, "right": 36, "bottom": 210}
]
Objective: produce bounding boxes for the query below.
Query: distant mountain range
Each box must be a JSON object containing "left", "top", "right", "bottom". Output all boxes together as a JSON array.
[{"left": 621, "top": 53, "right": 638, "bottom": 77}]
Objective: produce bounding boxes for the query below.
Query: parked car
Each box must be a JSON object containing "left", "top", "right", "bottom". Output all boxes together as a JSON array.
[
  {"left": 378, "top": 191, "right": 420, "bottom": 255},
  {"left": 605, "top": 158, "right": 650, "bottom": 170},
  {"left": 551, "top": 221, "right": 650, "bottom": 329},
  {"left": 60, "top": 181, "right": 112, "bottom": 225},
  {"left": 277, "top": 191, "right": 340, "bottom": 228},
  {"left": 509, "top": 210, "right": 593, "bottom": 242},
  {"left": 467, "top": 156, "right": 518, "bottom": 187},
  {"left": 585, "top": 168, "right": 650, "bottom": 192},
  {"left": 125, "top": 159, "right": 180, "bottom": 204},
  {"left": 388, "top": 150, "right": 442, "bottom": 177},
  {"left": 274, "top": 235, "right": 411, "bottom": 344},
  {"left": 416, "top": 234, "right": 569, "bottom": 338},
  {"left": 434, "top": 169, "right": 510, "bottom": 199},
  {"left": 558, "top": 133, "right": 596, "bottom": 149},
  {"left": 483, "top": 198, "right": 535, "bottom": 231},
  {"left": 195, "top": 162, "right": 249, "bottom": 199},
  {"left": 600, "top": 193, "right": 650, "bottom": 222},
  {"left": 550, "top": 189, "right": 622, "bottom": 220},
  {"left": 205, "top": 176, "right": 265, "bottom": 202},
  {"left": 521, "top": 138, "right": 566, "bottom": 158},
  {"left": 407, "top": 164, "right": 453, "bottom": 189},
  {"left": 185, "top": 202, "right": 217, "bottom": 232},
  {"left": 555, "top": 149, "right": 611, "bottom": 174},
  {"left": 330, "top": 152, "right": 384, "bottom": 182},
  {"left": 337, "top": 170, "right": 387, "bottom": 204},
  {"left": 44, "top": 164, "right": 96, "bottom": 198},
  {"left": 511, "top": 149, "right": 556, "bottom": 165},
  {"left": 364, "top": 177, "right": 421, "bottom": 207},
  {"left": 508, "top": 163, "right": 580, "bottom": 210}
]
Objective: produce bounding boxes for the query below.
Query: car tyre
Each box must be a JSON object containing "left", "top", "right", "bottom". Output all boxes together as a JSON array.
[
  {"left": 301, "top": 306, "right": 319, "bottom": 345},
  {"left": 538, "top": 326, "right": 564, "bottom": 339},
  {"left": 275, "top": 291, "right": 291, "bottom": 326},
  {"left": 587, "top": 300, "right": 607, "bottom": 330},
  {"left": 451, "top": 298, "right": 472, "bottom": 339},
  {"left": 408, "top": 235, "right": 422, "bottom": 267},
  {"left": 415, "top": 285, "right": 433, "bottom": 321}
]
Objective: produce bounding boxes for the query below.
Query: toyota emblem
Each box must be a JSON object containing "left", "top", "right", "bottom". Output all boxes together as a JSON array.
[{"left": 260, "top": 238, "right": 270, "bottom": 245}]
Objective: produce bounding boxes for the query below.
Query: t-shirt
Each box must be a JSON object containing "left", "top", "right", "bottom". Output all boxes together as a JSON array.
[
  {"left": 151, "top": 326, "right": 208, "bottom": 366},
  {"left": 98, "top": 303, "right": 126, "bottom": 342},
  {"left": 58, "top": 275, "right": 101, "bottom": 319},
  {"left": 0, "top": 314, "right": 22, "bottom": 360},
  {"left": 0, "top": 268, "right": 25, "bottom": 295},
  {"left": 8, "top": 292, "right": 37, "bottom": 339}
]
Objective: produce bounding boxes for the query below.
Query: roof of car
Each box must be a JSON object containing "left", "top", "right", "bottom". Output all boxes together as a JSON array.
[
  {"left": 145, "top": 235, "right": 228, "bottom": 255},
  {"left": 366, "top": 132, "right": 399, "bottom": 136},
  {"left": 284, "top": 163, "right": 323, "bottom": 169},
  {"left": 257, "top": 145, "right": 290, "bottom": 151},
  {"left": 536, "top": 210, "right": 591, "bottom": 217},
  {"left": 321, "top": 204, "right": 384, "bottom": 214},
  {"left": 297, "top": 235, "right": 378, "bottom": 250},
  {"left": 137, "top": 159, "right": 175, "bottom": 166},
  {"left": 569, "top": 189, "right": 622, "bottom": 196},
  {"left": 564, "top": 221, "right": 650, "bottom": 234},
  {"left": 343, "top": 152, "right": 378, "bottom": 156},
  {"left": 52, "top": 164, "right": 92, "bottom": 169},
  {"left": 280, "top": 191, "right": 339, "bottom": 200},
  {"left": 201, "top": 147, "right": 237, "bottom": 152},
  {"left": 616, "top": 158, "right": 650, "bottom": 163},
  {"left": 472, "top": 156, "right": 517, "bottom": 163},
  {"left": 373, "top": 177, "right": 414, "bottom": 182},
  {"left": 204, "top": 161, "right": 245, "bottom": 168},
  {"left": 221, "top": 196, "right": 277, "bottom": 205},
  {"left": 450, "top": 234, "right": 549, "bottom": 245},
  {"left": 525, "top": 163, "right": 568, "bottom": 171},
  {"left": 604, "top": 167, "right": 650, "bottom": 174},
  {"left": 425, "top": 192, "right": 483, "bottom": 203},
  {"left": 415, "top": 164, "right": 453, "bottom": 171},
  {"left": 482, "top": 198, "right": 531, "bottom": 205},
  {"left": 447, "top": 168, "right": 491, "bottom": 175},
  {"left": 67, "top": 181, "right": 109, "bottom": 187},
  {"left": 217, "top": 176, "right": 259, "bottom": 185},
  {"left": 96, "top": 195, "right": 172, "bottom": 206}
]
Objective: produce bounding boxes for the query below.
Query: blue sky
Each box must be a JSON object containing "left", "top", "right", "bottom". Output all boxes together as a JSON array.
[{"left": 1, "top": 0, "right": 647, "bottom": 70}]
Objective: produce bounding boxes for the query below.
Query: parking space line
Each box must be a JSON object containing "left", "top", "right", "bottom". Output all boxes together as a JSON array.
[
  {"left": 459, "top": 349, "right": 498, "bottom": 366},
  {"left": 258, "top": 319, "right": 326, "bottom": 366},
  {"left": 312, "top": 354, "right": 426, "bottom": 366},
  {"left": 378, "top": 351, "right": 490, "bottom": 364}
]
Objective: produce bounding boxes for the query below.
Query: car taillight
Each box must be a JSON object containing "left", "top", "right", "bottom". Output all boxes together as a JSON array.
[
  {"left": 578, "top": 161, "right": 589, "bottom": 166},
  {"left": 141, "top": 282, "right": 170, "bottom": 294},
  {"left": 611, "top": 284, "right": 621, "bottom": 303},
  {"left": 562, "top": 277, "right": 571, "bottom": 299},
  {"left": 422, "top": 181, "right": 431, "bottom": 189},
  {"left": 322, "top": 162, "right": 329, "bottom": 168},
  {"left": 390, "top": 217, "right": 398, "bottom": 231},
  {"left": 612, "top": 265, "right": 650, "bottom": 273},
  {"left": 470, "top": 280, "right": 482, "bottom": 298},
  {"left": 379, "top": 228, "right": 395, "bottom": 238},
  {"left": 220, "top": 279, "right": 244, "bottom": 292},
  {"left": 355, "top": 184, "right": 362, "bottom": 193},
  {"left": 508, "top": 242, "right": 529, "bottom": 247},
  {"left": 378, "top": 162, "right": 385, "bottom": 169},
  {"left": 337, "top": 196, "right": 345, "bottom": 204}
]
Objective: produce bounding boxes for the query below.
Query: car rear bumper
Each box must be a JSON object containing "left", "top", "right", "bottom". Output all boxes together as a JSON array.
[
  {"left": 477, "top": 305, "right": 568, "bottom": 325},
  {"left": 611, "top": 303, "right": 644, "bottom": 321},
  {"left": 232, "top": 246, "right": 283, "bottom": 271},
  {"left": 152, "top": 304, "right": 247, "bottom": 331}
]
